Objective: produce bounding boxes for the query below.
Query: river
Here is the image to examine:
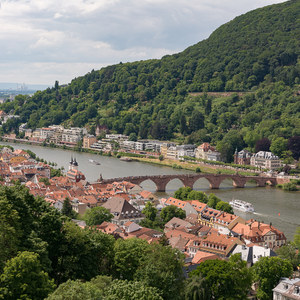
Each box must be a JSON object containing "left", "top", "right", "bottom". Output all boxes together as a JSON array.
[{"left": 1, "top": 141, "right": 299, "bottom": 240}]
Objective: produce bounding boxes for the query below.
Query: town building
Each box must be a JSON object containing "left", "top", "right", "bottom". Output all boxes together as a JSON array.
[
  {"left": 66, "top": 158, "right": 86, "bottom": 182},
  {"left": 195, "top": 143, "right": 222, "bottom": 161},
  {"left": 177, "top": 144, "right": 196, "bottom": 159},
  {"left": 83, "top": 135, "right": 97, "bottom": 149},
  {"left": 234, "top": 149, "right": 252, "bottom": 165},
  {"left": 232, "top": 244, "right": 277, "bottom": 266},
  {"left": 250, "top": 151, "right": 281, "bottom": 170},
  {"left": 231, "top": 220, "right": 286, "bottom": 248},
  {"left": 102, "top": 196, "right": 145, "bottom": 226},
  {"left": 273, "top": 278, "right": 300, "bottom": 300}
]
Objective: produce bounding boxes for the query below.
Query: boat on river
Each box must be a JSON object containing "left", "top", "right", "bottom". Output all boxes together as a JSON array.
[
  {"left": 119, "top": 157, "right": 133, "bottom": 162},
  {"left": 229, "top": 199, "right": 255, "bottom": 213},
  {"left": 88, "top": 159, "right": 101, "bottom": 165}
]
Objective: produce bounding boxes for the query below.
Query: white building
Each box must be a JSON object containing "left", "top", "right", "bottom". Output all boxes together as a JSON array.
[
  {"left": 250, "top": 151, "right": 281, "bottom": 170},
  {"left": 273, "top": 278, "right": 300, "bottom": 300}
]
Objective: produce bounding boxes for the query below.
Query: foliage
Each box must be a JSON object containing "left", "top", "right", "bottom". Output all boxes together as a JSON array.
[
  {"left": 255, "top": 138, "right": 271, "bottom": 153},
  {"left": 282, "top": 182, "right": 298, "bottom": 191},
  {"left": 84, "top": 206, "right": 113, "bottom": 226},
  {"left": 294, "top": 227, "right": 300, "bottom": 250},
  {"left": 195, "top": 167, "right": 201, "bottom": 173},
  {"left": 61, "top": 198, "right": 76, "bottom": 218},
  {"left": 276, "top": 242, "right": 300, "bottom": 270},
  {"left": 39, "top": 177, "right": 50, "bottom": 185},
  {"left": 113, "top": 238, "right": 149, "bottom": 280},
  {"left": 46, "top": 279, "right": 103, "bottom": 300},
  {"left": 206, "top": 193, "right": 221, "bottom": 209},
  {"left": 215, "top": 201, "right": 234, "bottom": 214},
  {"left": 135, "top": 243, "right": 185, "bottom": 300},
  {"left": 0, "top": 199, "right": 21, "bottom": 271},
  {"left": 160, "top": 205, "right": 186, "bottom": 224},
  {"left": 251, "top": 256, "right": 293, "bottom": 300},
  {"left": 174, "top": 187, "right": 208, "bottom": 203},
  {"left": 142, "top": 202, "right": 158, "bottom": 222},
  {"left": 270, "top": 137, "right": 288, "bottom": 157},
  {"left": 105, "top": 279, "right": 163, "bottom": 300},
  {"left": 288, "top": 136, "right": 300, "bottom": 160},
  {"left": 0, "top": 251, "right": 55, "bottom": 300},
  {"left": 174, "top": 186, "right": 192, "bottom": 200},
  {"left": 184, "top": 274, "right": 211, "bottom": 300},
  {"left": 50, "top": 167, "right": 63, "bottom": 178},
  {"left": 190, "top": 254, "right": 252, "bottom": 299}
]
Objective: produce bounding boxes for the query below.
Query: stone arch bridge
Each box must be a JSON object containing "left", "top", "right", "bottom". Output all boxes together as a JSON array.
[{"left": 101, "top": 173, "right": 278, "bottom": 192}]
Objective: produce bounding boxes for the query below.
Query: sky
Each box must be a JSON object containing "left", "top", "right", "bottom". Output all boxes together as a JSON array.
[{"left": 0, "top": 0, "right": 286, "bottom": 86}]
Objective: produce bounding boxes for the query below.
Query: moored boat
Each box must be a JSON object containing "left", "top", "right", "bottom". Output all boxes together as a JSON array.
[{"left": 119, "top": 157, "right": 133, "bottom": 162}]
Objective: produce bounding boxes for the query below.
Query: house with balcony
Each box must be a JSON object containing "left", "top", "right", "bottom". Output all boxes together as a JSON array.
[{"left": 250, "top": 151, "right": 281, "bottom": 170}]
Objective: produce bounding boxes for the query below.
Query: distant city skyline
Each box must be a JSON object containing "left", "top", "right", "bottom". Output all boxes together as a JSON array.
[{"left": 0, "top": 0, "right": 286, "bottom": 85}]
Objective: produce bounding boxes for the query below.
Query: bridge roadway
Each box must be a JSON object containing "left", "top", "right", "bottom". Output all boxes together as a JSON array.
[{"left": 100, "top": 173, "right": 278, "bottom": 192}]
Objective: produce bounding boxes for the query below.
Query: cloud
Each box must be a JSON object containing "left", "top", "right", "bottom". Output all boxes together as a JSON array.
[{"left": 0, "top": 0, "right": 286, "bottom": 84}]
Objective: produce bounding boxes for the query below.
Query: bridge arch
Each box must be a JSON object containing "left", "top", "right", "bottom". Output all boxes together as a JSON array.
[
  {"left": 192, "top": 177, "right": 213, "bottom": 190},
  {"left": 165, "top": 178, "right": 185, "bottom": 193},
  {"left": 137, "top": 179, "right": 159, "bottom": 192}
]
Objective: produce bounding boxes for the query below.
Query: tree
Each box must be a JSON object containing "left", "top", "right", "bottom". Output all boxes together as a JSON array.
[
  {"left": 195, "top": 167, "right": 201, "bottom": 173},
  {"left": 160, "top": 205, "right": 186, "bottom": 224},
  {"left": 0, "top": 200, "right": 21, "bottom": 271},
  {"left": 294, "top": 227, "right": 300, "bottom": 250},
  {"left": 0, "top": 251, "right": 55, "bottom": 300},
  {"left": 255, "top": 138, "right": 271, "bottom": 153},
  {"left": 185, "top": 274, "right": 210, "bottom": 300},
  {"left": 207, "top": 193, "right": 221, "bottom": 209},
  {"left": 114, "top": 238, "right": 149, "bottom": 280},
  {"left": 187, "top": 190, "right": 208, "bottom": 203},
  {"left": 189, "top": 110, "right": 204, "bottom": 132},
  {"left": 105, "top": 279, "right": 163, "bottom": 300},
  {"left": 135, "top": 243, "right": 184, "bottom": 300},
  {"left": 270, "top": 137, "right": 288, "bottom": 157},
  {"left": 84, "top": 206, "right": 113, "bottom": 226},
  {"left": 190, "top": 254, "right": 252, "bottom": 300},
  {"left": 174, "top": 187, "right": 192, "bottom": 200},
  {"left": 142, "top": 202, "right": 158, "bottom": 222},
  {"left": 276, "top": 243, "right": 300, "bottom": 270},
  {"left": 251, "top": 257, "right": 293, "bottom": 300},
  {"left": 288, "top": 136, "right": 300, "bottom": 160},
  {"left": 128, "top": 132, "right": 137, "bottom": 141},
  {"left": 46, "top": 279, "right": 103, "bottom": 300},
  {"left": 61, "top": 198, "right": 75, "bottom": 218},
  {"left": 215, "top": 201, "right": 234, "bottom": 214}
]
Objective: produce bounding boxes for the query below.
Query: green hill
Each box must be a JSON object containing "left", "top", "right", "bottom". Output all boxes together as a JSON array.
[{"left": 1, "top": 0, "right": 299, "bottom": 161}]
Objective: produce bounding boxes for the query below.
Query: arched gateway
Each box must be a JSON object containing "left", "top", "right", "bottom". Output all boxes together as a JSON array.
[{"left": 101, "top": 173, "right": 278, "bottom": 192}]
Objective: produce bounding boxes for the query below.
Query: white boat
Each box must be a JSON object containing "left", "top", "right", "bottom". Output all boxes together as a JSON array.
[
  {"left": 89, "top": 159, "right": 101, "bottom": 165},
  {"left": 119, "top": 157, "right": 133, "bottom": 162},
  {"left": 229, "top": 199, "right": 255, "bottom": 213}
]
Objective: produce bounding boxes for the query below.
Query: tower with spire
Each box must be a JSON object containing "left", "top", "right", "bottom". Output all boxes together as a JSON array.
[{"left": 69, "top": 156, "right": 78, "bottom": 171}]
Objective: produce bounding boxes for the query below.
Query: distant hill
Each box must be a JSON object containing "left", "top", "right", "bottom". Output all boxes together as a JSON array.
[
  {"left": 0, "top": 82, "right": 49, "bottom": 92},
  {"left": 0, "top": 0, "right": 299, "bottom": 162}
]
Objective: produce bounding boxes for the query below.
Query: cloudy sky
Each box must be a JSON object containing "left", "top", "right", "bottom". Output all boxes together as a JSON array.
[{"left": 0, "top": 0, "right": 286, "bottom": 86}]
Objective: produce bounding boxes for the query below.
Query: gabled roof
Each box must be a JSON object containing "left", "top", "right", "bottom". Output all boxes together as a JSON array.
[{"left": 102, "top": 196, "right": 143, "bottom": 220}]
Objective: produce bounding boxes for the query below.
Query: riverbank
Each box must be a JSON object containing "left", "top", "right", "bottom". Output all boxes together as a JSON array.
[
  {"left": 0, "top": 136, "right": 289, "bottom": 179},
  {"left": 130, "top": 156, "right": 258, "bottom": 176}
]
